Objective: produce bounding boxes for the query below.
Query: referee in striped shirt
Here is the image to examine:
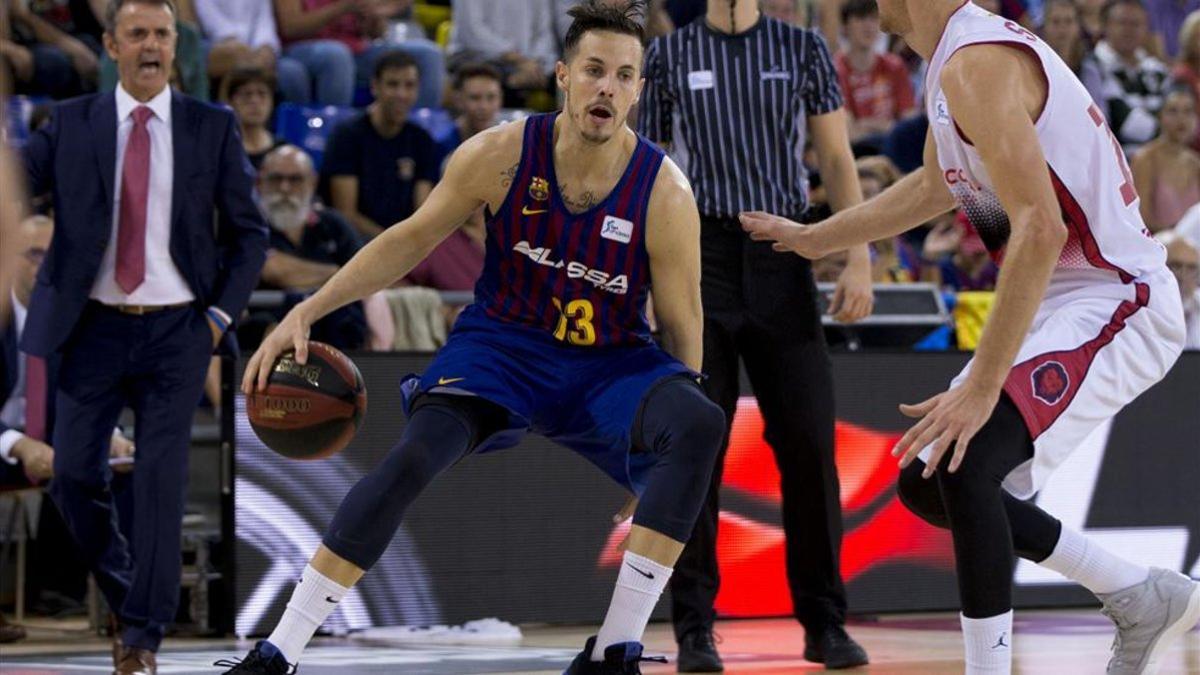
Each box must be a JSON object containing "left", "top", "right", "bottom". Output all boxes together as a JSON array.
[{"left": 639, "top": 1, "right": 873, "bottom": 670}]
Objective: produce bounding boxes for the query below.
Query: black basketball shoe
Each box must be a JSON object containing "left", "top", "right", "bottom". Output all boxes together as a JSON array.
[
  {"left": 214, "top": 641, "right": 296, "bottom": 674},
  {"left": 563, "top": 636, "right": 668, "bottom": 674}
]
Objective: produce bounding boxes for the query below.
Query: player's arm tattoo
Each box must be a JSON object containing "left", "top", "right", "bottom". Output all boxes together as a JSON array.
[
  {"left": 560, "top": 184, "right": 599, "bottom": 213},
  {"left": 500, "top": 163, "right": 518, "bottom": 188}
]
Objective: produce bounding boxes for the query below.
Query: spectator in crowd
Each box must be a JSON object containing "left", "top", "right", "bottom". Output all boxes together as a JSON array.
[
  {"left": 834, "top": 0, "right": 915, "bottom": 155},
  {"left": 1145, "top": 0, "right": 1200, "bottom": 58},
  {"left": 192, "top": 0, "right": 311, "bottom": 103},
  {"left": 220, "top": 66, "right": 284, "bottom": 171},
  {"left": 448, "top": 0, "right": 558, "bottom": 108},
  {"left": 249, "top": 145, "right": 368, "bottom": 350},
  {"left": 402, "top": 215, "right": 484, "bottom": 292},
  {"left": 1161, "top": 230, "right": 1200, "bottom": 348},
  {"left": 322, "top": 50, "right": 437, "bottom": 239},
  {"left": 2, "top": 0, "right": 100, "bottom": 97},
  {"left": 273, "top": 0, "right": 444, "bottom": 108},
  {"left": 1173, "top": 10, "right": 1200, "bottom": 148},
  {"left": 401, "top": 63, "right": 498, "bottom": 295},
  {"left": 1079, "top": 0, "right": 1107, "bottom": 41},
  {"left": 1132, "top": 87, "right": 1200, "bottom": 230},
  {"left": 998, "top": 0, "right": 1037, "bottom": 27},
  {"left": 0, "top": 213, "right": 136, "bottom": 641},
  {"left": 1041, "top": 0, "right": 1106, "bottom": 103},
  {"left": 855, "top": 155, "right": 925, "bottom": 282},
  {"left": 762, "top": 0, "right": 810, "bottom": 27},
  {"left": 437, "top": 62, "right": 502, "bottom": 163},
  {"left": 1095, "top": 0, "right": 1173, "bottom": 153},
  {"left": 925, "top": 214, "right": 1000, "bottom": 292}
]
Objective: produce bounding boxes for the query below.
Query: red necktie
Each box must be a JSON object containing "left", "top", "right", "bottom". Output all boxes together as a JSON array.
[
  {"left": 116, "top": 106, "right": 154, "bottom": 294},
  {"left": 24, "top": 354, "right": 47, "bottom": 442}
]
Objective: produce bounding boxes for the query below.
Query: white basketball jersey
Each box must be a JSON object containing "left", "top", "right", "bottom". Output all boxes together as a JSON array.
[{"left": 925, "top": 2, "right": 1165, "bottom": 282}]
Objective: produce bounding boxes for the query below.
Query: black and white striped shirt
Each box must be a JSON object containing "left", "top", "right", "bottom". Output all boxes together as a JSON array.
[{"left": 639, "top": 16, "right": 843, "bottom": 219}]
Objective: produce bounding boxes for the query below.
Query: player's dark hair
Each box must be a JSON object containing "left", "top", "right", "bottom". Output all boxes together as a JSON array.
[
  {"left": 1101, "top": 0, "right": 1146, "bottom": 24},
  {"left": 373, "top": 49, "right": 419, "bottom": 81},
  {"left": 104, "top": 0, "right": 176, "bottom": 33},
  {"left": 563, "top": 0, "right": 647, "bottom": 61},
  {"left": 453, "top": 63, "right": 503, "bottom": 90},
  {"left": 841, "top": 0, "right": 879, "bottom": 24}
]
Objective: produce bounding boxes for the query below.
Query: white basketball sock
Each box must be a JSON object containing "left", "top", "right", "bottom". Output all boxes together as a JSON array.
[
  {"left": 961, "top": 610, "right": 1013, "bottom": 675},
  {"left": 591, "top": 551, "right": 672, "bottom": 661},
  {"left": 1039, "top": 526, "right": 1149, "bottom": 595},
  {"left": 266, "top": 564, "right": 349, "bottom": 664}
]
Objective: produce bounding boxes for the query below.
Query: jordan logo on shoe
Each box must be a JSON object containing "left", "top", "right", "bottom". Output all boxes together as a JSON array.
[
  {"left": 992, "top": 632, "right": 1009, "bottom": 649},
  {"left": 626, "top": 563, "right": 655, "bottom": 580}
]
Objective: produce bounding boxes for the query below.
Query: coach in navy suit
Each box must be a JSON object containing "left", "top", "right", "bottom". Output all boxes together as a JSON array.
[{"left": 21, "top": 0, "right": 267, "bottom": 671}]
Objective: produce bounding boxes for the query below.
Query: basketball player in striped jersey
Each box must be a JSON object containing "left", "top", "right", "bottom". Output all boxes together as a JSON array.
[
  {"left": 742, "top": 1, "right": 1199, "bottom": 673},
  {"left": 221, "top": 2, "right": 727, "bottom": 674}
]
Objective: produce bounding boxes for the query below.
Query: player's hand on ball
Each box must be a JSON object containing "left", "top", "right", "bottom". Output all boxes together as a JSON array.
[
  {"left": 738, "top": 211, "right": 832, "bottom": 259},
  {"left": 242, "top": 305, "right": 314, "bottom": 395},
  {"left": 892, "top": 382, "right": 999, "bottom": 478}
]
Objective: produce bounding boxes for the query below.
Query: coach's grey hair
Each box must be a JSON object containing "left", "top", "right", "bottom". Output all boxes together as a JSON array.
[{"left": 104, "top": 0, "right": 176, "bottom": 33}]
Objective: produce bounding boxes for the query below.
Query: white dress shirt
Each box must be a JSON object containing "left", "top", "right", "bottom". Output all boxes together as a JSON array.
[{"left": 90, "top": 83, "right": 195, "bottom": 306}]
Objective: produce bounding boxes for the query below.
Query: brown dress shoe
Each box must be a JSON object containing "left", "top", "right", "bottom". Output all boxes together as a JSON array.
[
  {"left": 115, "top": 647, "right": 157, "bottom": 675},
  {"left": 0, "top": 612, "right": 26, "bottom": 643}
]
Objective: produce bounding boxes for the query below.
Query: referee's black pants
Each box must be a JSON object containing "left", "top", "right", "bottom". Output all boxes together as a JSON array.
[{"left": 669, "top": 216, "right": 848, "bottom": 640}]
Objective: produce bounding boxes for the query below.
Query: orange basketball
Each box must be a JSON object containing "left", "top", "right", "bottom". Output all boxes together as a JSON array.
[{"left": 246, "top": 342, "right": 367, "bottom": 460}]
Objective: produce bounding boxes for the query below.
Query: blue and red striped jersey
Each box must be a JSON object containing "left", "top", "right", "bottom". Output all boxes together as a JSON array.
[{"left": 472, "top": 113, "right": 666, "bottom": 348}]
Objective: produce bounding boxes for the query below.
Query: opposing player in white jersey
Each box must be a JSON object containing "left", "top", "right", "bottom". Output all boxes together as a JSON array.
[{"left": 741, "top": 1, "right": 1198, "bottom": 673}]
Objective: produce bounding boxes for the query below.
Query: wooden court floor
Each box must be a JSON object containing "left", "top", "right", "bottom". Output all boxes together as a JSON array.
[{"left": 1, "top": 609, "right": 1197, "bottom": 673}]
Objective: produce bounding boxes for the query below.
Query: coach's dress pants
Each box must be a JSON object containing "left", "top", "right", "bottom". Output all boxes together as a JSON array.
[
  {"left": 669, "top": 216, "right": 849, "bottom": 640},
  {"left": 49, "top": 303, "right": 212, "bottom": 651}
]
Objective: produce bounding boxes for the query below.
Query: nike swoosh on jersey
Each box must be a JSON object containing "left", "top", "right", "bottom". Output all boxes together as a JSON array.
[
  {"left": 522, "top": 206, "right": 549, "bottom": 216},
  {"left": 437, "top": 377, "right": 466, "bottom": 385}
]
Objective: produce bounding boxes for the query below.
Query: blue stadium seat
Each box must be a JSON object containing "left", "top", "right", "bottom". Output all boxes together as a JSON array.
[
  {"left": 274, "top": 104, "right": 457, "bottom": 172},
  {"left": 273, "top": 103, "right": 363, "bottom": 172},
  {"left": 4, "top": 95, "right": 51, "bottom": 149}
]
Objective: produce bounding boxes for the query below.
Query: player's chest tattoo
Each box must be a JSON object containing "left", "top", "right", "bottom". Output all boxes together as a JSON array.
[
  {"left": 558, "top": 183, "right": 600, "bottom": 214},
  {"left": 501, "top": 163, "right": 601, "bottom": 214}
]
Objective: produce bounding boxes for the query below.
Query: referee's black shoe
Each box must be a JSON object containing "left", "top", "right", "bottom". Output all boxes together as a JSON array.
[
  {"left": 676, "top": 629, "right": 723, "bottom": 672},
  {"left": 803, "top": 624, "right": 869, "bottom": 669}
]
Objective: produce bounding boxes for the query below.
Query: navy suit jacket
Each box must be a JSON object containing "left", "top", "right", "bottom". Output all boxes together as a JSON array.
[
  {"left": 20, "top": 90, "right": 268, "bottom": 357},
  {"left": 0, "top": 312, "right": 59, "bottom": 486}
]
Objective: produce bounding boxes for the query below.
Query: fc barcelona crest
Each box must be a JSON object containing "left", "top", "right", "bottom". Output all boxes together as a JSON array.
[{"left": 529, "top": 176, "right": 550, "bottom": 202}]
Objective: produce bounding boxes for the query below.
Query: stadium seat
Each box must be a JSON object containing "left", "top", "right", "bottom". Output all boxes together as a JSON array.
[
  {"left": 274, "top": 104, "right": 457, "bottom": 172},
  {"left": 273, "top": 103, "right": 363, "bottom": 171}
]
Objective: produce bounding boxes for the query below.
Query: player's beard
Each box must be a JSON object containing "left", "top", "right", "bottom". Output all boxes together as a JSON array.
[
  {"left": 568, "top": 90, "right": 617, "bottom": 145},
  {"left": 263, "top": 193, "right": 311, "bottom": 234}
]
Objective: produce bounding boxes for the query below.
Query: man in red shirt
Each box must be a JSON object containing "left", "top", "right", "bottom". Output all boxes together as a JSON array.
[{"left": 834, "top": 0, "right": 915, "bottom": 153}]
